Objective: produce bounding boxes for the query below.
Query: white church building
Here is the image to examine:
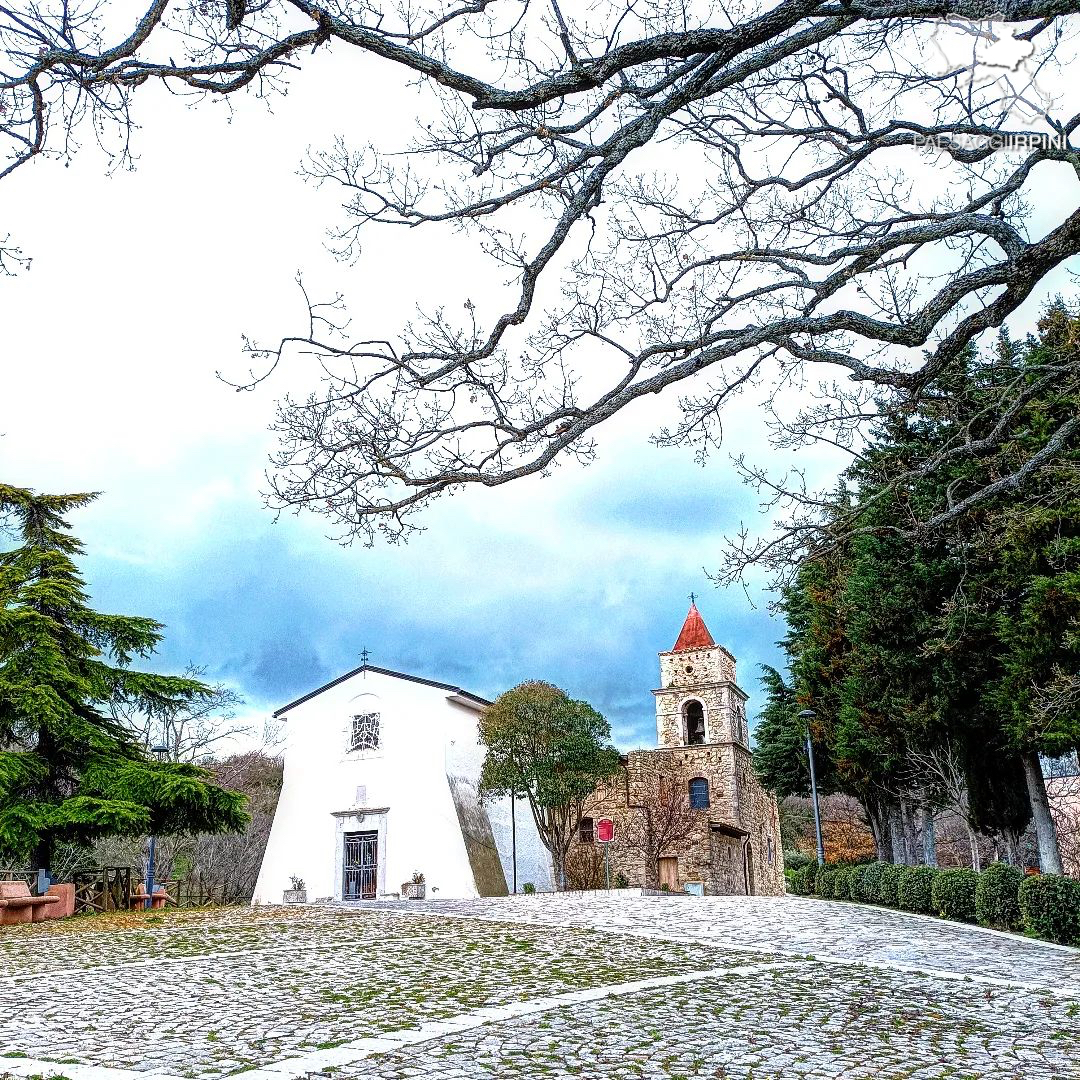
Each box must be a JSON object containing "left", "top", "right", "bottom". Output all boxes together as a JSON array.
[{"left": 252, "top": 662, "right": 553, "bottom": 903}]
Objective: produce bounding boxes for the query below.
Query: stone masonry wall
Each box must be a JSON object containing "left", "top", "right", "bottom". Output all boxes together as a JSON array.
[{"left": 579, "top": 745, "right": 784, "bottom": 896}]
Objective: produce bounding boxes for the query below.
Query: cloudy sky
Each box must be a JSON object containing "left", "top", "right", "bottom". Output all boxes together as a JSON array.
[{"left": 1, "top": 31, "right": 1071, "bottom": 750}]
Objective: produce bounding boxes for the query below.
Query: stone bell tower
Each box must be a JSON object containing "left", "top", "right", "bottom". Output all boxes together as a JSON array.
[{"left": 654, "top": 601, "right": 749, "bottom": 749}]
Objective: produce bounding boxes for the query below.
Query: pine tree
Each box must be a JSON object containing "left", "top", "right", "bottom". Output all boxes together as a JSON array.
[
  {"left": 752, "top": 664, "right": 815, "bottom": 798},
  {"left": 0, "top": 485, "right": 248, "bottom": 874},
  {"left": 757, "top": 313, "right": 1080, "bottom": 869}
]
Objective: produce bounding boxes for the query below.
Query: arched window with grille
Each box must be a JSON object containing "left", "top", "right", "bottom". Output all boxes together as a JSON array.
[
  {"left": 688, "top": 777, "right": 710, "bottom": 810},
  {"left": 350, "top": 711, "right": 380, "bottom": 751}
]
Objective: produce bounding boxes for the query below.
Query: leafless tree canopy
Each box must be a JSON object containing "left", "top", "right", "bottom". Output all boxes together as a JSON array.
[
  {"left": 110, "top": 663, "right": 259, "bottom": 764},
  {"left": 4, "top": 0, "right": 1079, "bottom": 565}
]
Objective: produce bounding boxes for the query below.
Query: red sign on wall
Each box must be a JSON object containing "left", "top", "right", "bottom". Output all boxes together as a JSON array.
[{"left": 596, "top": 817, "right": 615, "bottom": 843}]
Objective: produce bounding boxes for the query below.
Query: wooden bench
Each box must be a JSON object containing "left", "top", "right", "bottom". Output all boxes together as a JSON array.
[
  {"left": 128, "top": 883, "right": 173, "bottom": 910},
  {"left": 0, "top": 881, "right": 61, "bottom": 925}
]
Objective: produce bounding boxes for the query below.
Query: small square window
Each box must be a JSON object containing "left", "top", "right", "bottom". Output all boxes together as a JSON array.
[
  {"left": 350, "top": 712, "right": 380, "bottom": 751},
  {"left": 579, "top": 817, "right": 594, "bottom": 843}
]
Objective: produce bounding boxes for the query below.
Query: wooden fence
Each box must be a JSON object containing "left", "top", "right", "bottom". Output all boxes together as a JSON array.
[
  {"left": 0, "top": 868, "right": 37, "bottom": 889},
  {"left": 1, "top": 865, "right": 253, "bottom": 911},
  {"left": 167, "top": 873, "right": 252, "bottom": 908},
  {"left": 73, "top": 866, "right": 133, "bottom": 913}
]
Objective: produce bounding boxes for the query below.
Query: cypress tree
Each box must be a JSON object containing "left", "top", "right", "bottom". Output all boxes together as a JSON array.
[{"left": 0, "top": 484, "right": 247, "bottom": 874}]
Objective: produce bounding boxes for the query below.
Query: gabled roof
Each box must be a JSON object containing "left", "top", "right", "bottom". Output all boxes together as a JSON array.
[
  {"left": 672, "top": 602, "right": 716, "bottom": 652},
  {"left": 272, "top": 664, "right": 492, "bottom": 718}
]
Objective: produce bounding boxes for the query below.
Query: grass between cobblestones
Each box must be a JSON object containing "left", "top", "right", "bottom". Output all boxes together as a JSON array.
[
  {"left": 4, "top": 902, "right": 1079, "bottom": 1079},
  {"left": 0, "top": 907, "right": 764, "bottom": 1077},
  {"left": 322, "top": 964, "right": 1080, "bottom": 1080}
]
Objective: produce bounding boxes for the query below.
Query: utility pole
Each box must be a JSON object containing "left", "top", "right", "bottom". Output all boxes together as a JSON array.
[
  {"left": 145, "top": 743, "right": 170, "bottom": 908},
  {"left": 510, "top": 791, "right": 518, "bottom": 894},
  {"left": 798, "top": 710, "right": 826, "bottom": 867}
]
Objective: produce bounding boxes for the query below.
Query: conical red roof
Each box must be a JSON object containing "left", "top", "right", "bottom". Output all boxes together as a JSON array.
[{"left": 673, "top": 602, "right": 715, "bottom": 652}]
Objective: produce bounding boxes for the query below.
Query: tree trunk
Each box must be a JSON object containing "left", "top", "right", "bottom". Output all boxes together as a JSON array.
[
  {"left": 901, "top": 799, "right": 919, "bottom": 865},
  {"left": 889, "top": 801, "right": 906, "bottom": 863},
  {"left": 32, "top": 835, "right": 53, "bottom": 880},
  {"left": 1021, "top": 751, "right": 1064, "bottom": 874},
  {"left": 921, "top": 804, "right": 938, "bottom": 867},
  {"left": 966, "top": 825, "right": 981, "bottom": 870},
  {"left": 1002, "top": 830, "right": 1021, "bottom": 866},
  {"left": 865, "top": 797, "right": 891, "bottom": 861}
]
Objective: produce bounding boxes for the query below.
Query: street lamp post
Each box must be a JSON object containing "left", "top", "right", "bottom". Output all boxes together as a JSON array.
[
  {"left": 145, "top": 743, "right": 169, "bottom": 909},
  {"left": 798, "top": 709, "right": 826, "bottom": 867}
]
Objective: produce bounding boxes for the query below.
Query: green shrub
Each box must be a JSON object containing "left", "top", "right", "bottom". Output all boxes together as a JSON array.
[
  {"left": 833, "top": 866, "right": 856, "bottom": 901},
  {"left": 878, "top": 863, "right": 904, "bottom": 907},
  {"left": 854, "top": 863, "right": 883, "bottom": 903},
  {"left": 823, "top": 866, "right": 842, "bottom": 899},
  {"left": 931, "top": 868, "right": 979, "bottom": 922},
  {"left": 784, "top": 868, "right": 798, "bottom": 892},
  {"left": 860, "top": 862, "right": 887, "bottom": 903},
  {"left": 975, "top": 862, "right": 1024, "bottom": 930},
  {"left": 842, "top": 864, "right": 864, "bottom": 901},
  {"left": 613, "top": 873, "right": 629, "bottom": 889},
  {"left": 897, "top": 866, "right": 939, "bottom": 914},
  {"left": 816, "top": 866, "right": 836, "bottom": 898},
  {"left": 784, "top": 851, "right": 813, "bottom": 873},
  {"left": 843, "top": 865, "right": 865, "bottom": 901},
  {"left": 522, "top": 882, "right": 536, "bottom": 894},
  {"left": 788, "top": 865, "right": 808, "bottom": 895},
  {"left": 1018, "top": 874, "right": 1080, "bottom": 945},
  {"left": 789, "top": 862, "right": 821, "bottom": 897}
]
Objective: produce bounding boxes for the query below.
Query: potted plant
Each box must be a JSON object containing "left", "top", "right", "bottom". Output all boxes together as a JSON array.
[
  {"left": 401, "top": 871, "right": 426, "bottom": 899},
  {"left": 283, "top": 876, "right": 307, "bottom": 904}
]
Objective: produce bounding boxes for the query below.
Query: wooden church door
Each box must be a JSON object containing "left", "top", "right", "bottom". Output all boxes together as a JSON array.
[{"left": 657, "top": 856, "right": 679, "bottom": 892}]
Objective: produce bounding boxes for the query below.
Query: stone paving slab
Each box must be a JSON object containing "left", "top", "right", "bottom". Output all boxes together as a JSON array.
[
  {"left": 325, "top": 961, "right": 1080, "bottom": 1080},
  {"left": 2, "top": 895, "right": 1078, "bottom": 1080},
  {"left": 360, "top": 892, "right": 1080, "bottom": 997},
  {"left": 0, "top": 907, "right": 765, "bottom": 1077}
]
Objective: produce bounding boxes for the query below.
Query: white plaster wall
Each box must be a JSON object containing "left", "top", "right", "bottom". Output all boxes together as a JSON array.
[
  {"left": 253, "top": 670, "right": 497, "bottom": 903},
  {"left": 485, "top": 793, "right": 555, "bottom": 893},
  {"left": 443, "top": 713, "right": 554, "bottom": 893}
]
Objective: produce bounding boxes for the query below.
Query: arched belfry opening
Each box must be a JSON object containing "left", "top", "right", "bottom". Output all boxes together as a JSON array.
[{"left": 684, "top": 699, "right": 706, "bottom": 745}]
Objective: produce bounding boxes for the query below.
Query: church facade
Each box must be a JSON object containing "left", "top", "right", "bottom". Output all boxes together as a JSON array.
[
  {"left": 574, "top": 603, "right": 785, "bottom": 896},
  {"left": 252, "top": 664, "right": 553, "bottom": 904}
]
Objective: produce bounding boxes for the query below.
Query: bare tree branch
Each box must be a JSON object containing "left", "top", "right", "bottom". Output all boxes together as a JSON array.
[{"left": 5, "top": 0, "right": 1080, "bottom": 558}]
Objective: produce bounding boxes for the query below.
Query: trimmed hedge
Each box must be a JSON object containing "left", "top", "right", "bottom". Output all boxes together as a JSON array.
[
  {"left": 860, "top": 862, "right": 887, "bottom": 903},
  {"left": 789, "top": 862, "right": 820, "bottom": 896},
  {"left": 794, "top": 856, "right": 1080, "bottom": 948},
  {"left": 878, "top": 863, "right": 904, "bottom": 906},
  {"left": 897, "top": 866, "right": 939, "bottom": 914},
  {"left": 931, "top": 868, "right": 979, "bottom": 922},
  {"left": 833, "top": 866, "right": 855, "bottom": 901},
  {"left": 975, "top": 862, "right": 1024, "bottom": 931},
  {"left": 815, "top": 866, "right": 837, "bottom": 899},
  {"left": 845, "top": 864, "right": 869, "bottom": 902},
  {"left": 1019, "top": 874, "right": 1080, "bottom": 945}
]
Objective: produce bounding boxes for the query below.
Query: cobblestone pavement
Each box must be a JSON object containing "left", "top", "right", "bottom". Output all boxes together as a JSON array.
[{"left": 1, "top": 895, "right": 1078, "bottom": 1080}]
